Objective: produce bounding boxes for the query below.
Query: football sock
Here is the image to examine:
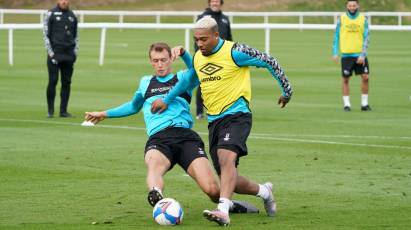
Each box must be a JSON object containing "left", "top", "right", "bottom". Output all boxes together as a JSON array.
[
  {"left": 343, "top": 96, "right": 351, "bottom": 107},
  {"left": 257, "top": 184, "right": 270, "bottom": 200},
  {"left": 361, "top": 94, "right": 369, "bottom": 106},
  {"left": 217, "top": 198, "right": 232, "bottom": 214}
]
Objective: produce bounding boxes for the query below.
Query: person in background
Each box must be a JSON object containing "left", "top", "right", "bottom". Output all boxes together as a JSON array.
[
  {"left": 332, "top": 0, "right": 371, "bottom": 112},
  {"left": 43, "top": 0, "right": 79, "bottom": 118}
]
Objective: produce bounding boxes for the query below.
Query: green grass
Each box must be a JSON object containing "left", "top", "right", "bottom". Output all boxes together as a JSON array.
[{"left": 0, "top": 28, "right": 411, "bottom": 229}]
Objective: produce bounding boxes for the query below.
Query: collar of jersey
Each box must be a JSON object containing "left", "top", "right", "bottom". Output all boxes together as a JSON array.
[
  {"left": 346, "top": 10, "right": 359, "bottom": 19},
  {"left": 154, "top": 73, "right": 174, "bottom": 82},
  {"left": 209, "top": 38, "right": 224, "bottom": 55}
]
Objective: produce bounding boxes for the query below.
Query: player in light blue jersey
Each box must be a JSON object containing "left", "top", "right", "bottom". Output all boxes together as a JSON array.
[{"left": 84, "top": 42, "right": 258, "bottom": 215}]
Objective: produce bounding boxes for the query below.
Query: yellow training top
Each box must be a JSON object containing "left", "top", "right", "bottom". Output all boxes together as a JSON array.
[
  {"left": 193, "top": 40, "right": 251, "bottom": 115},
  {"left": 339, "top": 13, "right": 365, "bottom": 54}
]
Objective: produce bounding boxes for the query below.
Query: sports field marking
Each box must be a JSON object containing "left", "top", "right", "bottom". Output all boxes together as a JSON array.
[
  {"left": 251, "top": 133, "right": 411, "bottom": 140},
  {"left": 1, "top": 118, "right": 410, "bottom": 151}
]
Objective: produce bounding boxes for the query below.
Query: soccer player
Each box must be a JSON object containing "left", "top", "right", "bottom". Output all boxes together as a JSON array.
[
  {"left": 84, "top": 42, "right": 257, "bottom": 214},
  {"left": 151, "top": 17, "right": 293, "bottom": 226},
  {"left": 333, "top": 0, "right": 371, "bottom": 112},
  {"left": 195, "top": 0, "right": 233, "bottom": 120}
]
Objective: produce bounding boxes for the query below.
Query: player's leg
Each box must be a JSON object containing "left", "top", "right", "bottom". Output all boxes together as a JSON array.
[
  {"left": 46, "top": 57, "right": 59, "bottom": 117},
  {"left": 341, "top": 57, "right": 354, "bottom": 111},
  {"left": 59, "top": 61, "right": 74, "bottom": 116},
  {"left": 186, "top": 157, "right": 220, "bottom": 203},
  {"left": 204, "top": 113, "right": 256, "bottom": 225},
  {"left": 144, "top": 149, "right": 171, "bottom": 206},
  {"left": 358, "top": 58, "right": 371, "bottom": 111},
  {"left": 235, "top": 174, "right": 276, "bottom": 216}
]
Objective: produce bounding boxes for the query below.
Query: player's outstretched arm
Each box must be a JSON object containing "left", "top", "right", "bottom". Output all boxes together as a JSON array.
[{"left": 231, "top": 43, "right": 293, "bottom": 108}]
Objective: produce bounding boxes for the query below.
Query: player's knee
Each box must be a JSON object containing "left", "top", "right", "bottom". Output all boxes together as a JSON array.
[
  {"left": 342, "top": 78, "right": 350, "bottom": 84},
  {"left": 362, "top": 75, "right": 369, "bottom": 82},
  {"left": 204, "top": 182, "right": 220, "bottom": 203},
  {"left": 217, "top": 151, "right": 237, "bottom": 168}
]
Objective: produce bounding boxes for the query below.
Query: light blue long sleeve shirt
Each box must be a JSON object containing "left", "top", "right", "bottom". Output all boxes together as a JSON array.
[{"left": 105, "top": 52, "right": 197, "bottom": 136}]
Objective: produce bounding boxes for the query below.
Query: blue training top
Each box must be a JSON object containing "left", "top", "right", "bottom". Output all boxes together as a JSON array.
[
  {"left": 105, "top": 52, "right": 196, "bottom": 136},
  {"left": 164, "top": 38, "right": 293, "bottom": 123}
]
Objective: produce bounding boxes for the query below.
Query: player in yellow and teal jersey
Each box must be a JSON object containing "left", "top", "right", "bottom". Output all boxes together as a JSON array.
[
  {"left": 151, "top": 17, "right": 293, "bottom": 226},
  {"left": 333, "top": 0, "right": 371, "bottom": 112}
]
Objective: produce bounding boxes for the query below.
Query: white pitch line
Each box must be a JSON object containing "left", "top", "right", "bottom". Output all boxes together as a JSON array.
[
  {"left": 251, "top": 133, "right": 411, "bottom": 140},
  {"left": 1, "top": 118, "right": 410, "bottom": 151},
  {"left": 249, "top": 136, "right": 411, "bottom": 150}
]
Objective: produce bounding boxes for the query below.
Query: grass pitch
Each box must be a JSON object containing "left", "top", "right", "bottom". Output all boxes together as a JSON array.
[{"left": 0, "top": 29, "right": 410, "bottom": 229}]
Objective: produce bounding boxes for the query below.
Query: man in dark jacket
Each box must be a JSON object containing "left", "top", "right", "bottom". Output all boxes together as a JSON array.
[
  {"left": 195, "top": 0, "right": 232, "bottom": 120},
  {"left": 43, "top": 0, "right": 78, "bottom": 118}
]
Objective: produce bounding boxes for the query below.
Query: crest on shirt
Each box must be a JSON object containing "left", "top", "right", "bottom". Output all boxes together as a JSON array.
[
  {"left": 68, "top": 16, "right": 74, "bottom": 22},
  {"left": 222, "top": 18, "right": 228, "bottom": 24},
  {"left": 56, "top": 16, "right": 61, "bottom": 21}
]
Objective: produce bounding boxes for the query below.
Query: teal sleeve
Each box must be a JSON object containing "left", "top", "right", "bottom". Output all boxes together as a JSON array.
[
  {"left": 105, "top": 80, "right": 146, "bottom": 118},
  {"left": 181, "top": 51, "right": 193, "bottom": 68},
  {"left": 106, "top": 91, "right": 144, "bottom": 118},
  {"left": 164, "top": 68, "right": 199, "bottom": 105},
  {"left": 362, "top": 18, "right": 370, "bottom": 57},
  {"left": 333, "top": 18, "right": 341, "bottom": 56}
]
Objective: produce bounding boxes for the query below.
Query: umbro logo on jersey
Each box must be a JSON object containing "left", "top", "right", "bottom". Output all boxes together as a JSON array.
[
  {"left": 200, "top": 63, "right": 223, "bottom": 76},
  {"left": 201, "top": 76, "right": 221, "bottom": 82}
]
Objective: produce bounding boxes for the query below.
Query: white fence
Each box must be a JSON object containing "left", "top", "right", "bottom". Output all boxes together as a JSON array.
[
  {"left": 1, "top": 9, "right": 411, "bottom": 25},
  {"left": 1, "top": 22, "right": 411, "bottom": 66}
]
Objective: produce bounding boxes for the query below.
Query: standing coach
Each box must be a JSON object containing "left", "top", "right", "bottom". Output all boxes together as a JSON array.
[{"left": 43, "top": 0, "right": 78, "bottom": 118}]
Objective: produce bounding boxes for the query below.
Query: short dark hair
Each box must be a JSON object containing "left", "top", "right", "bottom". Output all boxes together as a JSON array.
[
  {"left": 347, "top": 0, "right": 359, "bottom": 3},
  {"left": 149, "top": 42, "right": 171, "bottom": 58},
  {"left": 208, "top": 0, "right": 224, "bottom": 5}
]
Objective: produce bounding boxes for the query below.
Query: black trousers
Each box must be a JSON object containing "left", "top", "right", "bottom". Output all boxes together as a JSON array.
[
  {"left": 46, "top": 57, "right": 74, "bottom": 114},
  {"left": 196, "top": 86, "right": 204, "bottom": 116}
]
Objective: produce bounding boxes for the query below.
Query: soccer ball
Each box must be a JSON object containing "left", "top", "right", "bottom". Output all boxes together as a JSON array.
[{"left": 152, "top": 198, "right": 183, "bottom": 225}]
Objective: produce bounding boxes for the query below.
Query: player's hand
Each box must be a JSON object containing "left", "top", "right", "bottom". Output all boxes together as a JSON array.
[
  {"left": 151, "top": 98, "right": 168, "bottom": 114},
  {"left": 277, "top": 96, "right": 290, "bottom": 108},
  {"left": 84, "top": 111, "right": 106, "bottom": 124},
  {"left": 171, "top": 46, "right": 185, "bottom": 62},
  {"left": 332, "top": 55, "right": 339, "bottom": 64},
  {"left": 356, "top": 56, "right": 365, "bottom": 66}
]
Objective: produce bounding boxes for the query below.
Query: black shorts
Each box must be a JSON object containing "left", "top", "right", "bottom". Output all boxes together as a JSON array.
[
  {"left": 341, "top": 57, "right": 370, "bottom": 77},
  {"left": 144, "top": 127, "right": 207, "bottom": 172},
  {"left": 208, "top": 112, "right": 252, "bottom": 175}
]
